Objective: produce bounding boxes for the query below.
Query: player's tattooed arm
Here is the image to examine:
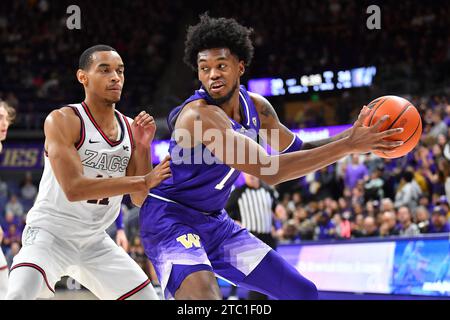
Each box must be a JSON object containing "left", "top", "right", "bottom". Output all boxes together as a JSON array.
[
  {"left": 251, "top": 93, "right": 295, "bottom": 152},
  {"left": 301, "top": 128, "right": 352, "bottom": 150},
  {"left": 195, "top": 103, "right": 401, "bottom": 186}
]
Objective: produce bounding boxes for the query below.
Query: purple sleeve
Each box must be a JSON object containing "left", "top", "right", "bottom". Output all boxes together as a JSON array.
[
  {"left": 280, "top": 135, "right": 303, "bottom": 154},
  {"left": 115, "top": 210, "right": 124, "bottom": 230}
]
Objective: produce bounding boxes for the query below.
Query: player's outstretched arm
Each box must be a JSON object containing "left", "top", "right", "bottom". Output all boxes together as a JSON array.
[
  {"left": 250, "top": 92, "right": 351, "bottom": 152},
  {"left": 126, "top": 111, "right": 171, "bottom": 207},
  {"left": 175, "top": 104, "right": 403, "bottom": 186},
  {"left": 44, "top": 108, "right": 168, "bottom": 202}
]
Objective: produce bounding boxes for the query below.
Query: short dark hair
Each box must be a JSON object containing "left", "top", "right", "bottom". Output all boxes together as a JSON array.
[
  {"left": 79, "top": 45, "right": 117, "bottom": 70},
  {"left": 183, "top": 13, "right": 254, "bottom": 71},
  {"left": 403, "top": 171, "right": 414, "bottom": 182}
]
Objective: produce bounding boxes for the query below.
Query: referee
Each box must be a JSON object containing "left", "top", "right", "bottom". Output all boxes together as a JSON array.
[{"left": 225, "top": 173, "right": 279, "bottom": 299}]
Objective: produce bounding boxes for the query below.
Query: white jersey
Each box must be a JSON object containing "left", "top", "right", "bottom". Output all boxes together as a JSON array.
[{"left": 27, "top": 102, "right": 134, "bottom": 239}]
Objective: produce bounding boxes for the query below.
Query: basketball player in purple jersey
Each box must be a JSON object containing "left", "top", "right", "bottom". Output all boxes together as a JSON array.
[{"left": 139, "top": 14, "right": 403, "bottom": 299}]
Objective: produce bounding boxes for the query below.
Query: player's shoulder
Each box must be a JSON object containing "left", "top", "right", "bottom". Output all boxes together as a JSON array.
[
  {"left": 247, "top": 91, "right": 269, "bottom": 111},
  {"left": 185, "top": 98, "right": 214, "bottom": 112},
  {"left": 180, "top": 99, "right": 227, "bottom": 123},
  {"left": 46, "top": 106, "right": 80, "bottom": 124},
  {"left": 44, "top": 105, "right": 81, "bottom": 134},
  {"left": 247, "top": 91, "right": 264, "bottom": 101}
]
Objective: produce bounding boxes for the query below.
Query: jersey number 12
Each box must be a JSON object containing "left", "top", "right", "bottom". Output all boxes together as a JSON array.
[{"left": 87, "top": 175, "right": 110, "bottom": 205}]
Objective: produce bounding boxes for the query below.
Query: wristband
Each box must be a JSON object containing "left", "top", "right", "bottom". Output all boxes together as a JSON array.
[{"left": 280, "top": 134, "right": 303, "bottom": 154}]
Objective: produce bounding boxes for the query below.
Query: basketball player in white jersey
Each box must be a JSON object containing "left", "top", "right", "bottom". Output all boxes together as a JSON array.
[
  {"left": 6, "top": 45, "right": 171, "bottom": 300},
  {"left": 0, "top": 100, "right": 16, "bottom": 299}
]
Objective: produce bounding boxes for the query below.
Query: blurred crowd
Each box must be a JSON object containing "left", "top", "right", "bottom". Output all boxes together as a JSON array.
[
  {"left": 0, "top": 0, "right": 182, "bottom": 128},
  {"left": 203, "top": 0, "right": 449, "bottom": 85}
]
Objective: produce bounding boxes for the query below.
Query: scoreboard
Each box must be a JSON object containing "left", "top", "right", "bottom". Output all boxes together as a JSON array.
[{"left": 248, "top": 66, "right": 377, "bottom": 97}]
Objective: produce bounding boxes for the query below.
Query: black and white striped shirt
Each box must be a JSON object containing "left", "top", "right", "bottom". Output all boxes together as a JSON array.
[{"left": 226, "top": 184, "right": 278, "bottom": 234}]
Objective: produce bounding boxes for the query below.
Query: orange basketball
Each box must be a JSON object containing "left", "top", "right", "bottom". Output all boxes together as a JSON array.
[{"left": 363, "top": 95, "right": 422, "bottom": 159}]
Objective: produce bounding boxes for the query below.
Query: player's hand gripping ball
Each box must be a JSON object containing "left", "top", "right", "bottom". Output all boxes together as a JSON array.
[{"left": 363, "top": 95, "right": 422, "bottom": 158}]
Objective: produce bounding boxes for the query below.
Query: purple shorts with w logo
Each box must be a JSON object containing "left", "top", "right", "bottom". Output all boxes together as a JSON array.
[{"left": 139, "top": 193, "right": 272, "bottom": 299}]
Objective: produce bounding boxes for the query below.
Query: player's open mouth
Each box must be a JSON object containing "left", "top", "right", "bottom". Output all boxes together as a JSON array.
[{"left": 210, "top": 82, "right": 225, "bottom": 93}]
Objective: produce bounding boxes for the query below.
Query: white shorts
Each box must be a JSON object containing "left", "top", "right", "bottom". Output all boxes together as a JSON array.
[{"left": 11, "top": 225, "right": 150, "bottom": 299}]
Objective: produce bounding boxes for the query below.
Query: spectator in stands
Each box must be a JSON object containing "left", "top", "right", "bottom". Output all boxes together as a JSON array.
[
  {"left": 444, "top": 142, "right": 450, "bottom": 202},
  {"left": 394, "top": 171, "right": 422, "bottom": 211},
  {"left": 355, "top": 216, "right": 379, "bottom": 237},
  {"left": 428, "top": 207, "right": 450, "bottom": 233},
  {"left": 415, "top": 206, "right": 431, "bottom": 233},
  {"left": 436, "top": 195, "right": 450, "bottom": 221},
  {"left": 2, "top": 225, "right": 21, "bottom": 251},
  {"left": 20, "top": 172, "right": 37, "bottom": 201},
  {"left": 418, "top": 195, "right": 433, "bottom": 212},
  {"left": 365, "top": 200, "right": 379, "bottom": 218},
  {"left": 279, "top": 219, "right": 300, "bottom": 242},
  {"left": 429, "top": 110, "right": 448, "bottom": 138},
  {"left": 338, "top": 197, "right": 351, "bottom": 213},
  {"left": 444, "top": 104, "right": 450, "bottom": 127},
  {"left": 314, "top": 212, "right": 336, "bottom": 240},
  {"left": 1, "top": 211, "right": 23, "bottom": 233},
  {"left": 0, "top": 177, "right": 7, "bottom": 200},
  {"left": 4, "top": 194, "right": 24, "bottom": 219},
  {"left": 315, "top": 166, "right": 338, "bottom": 200},
  {"left": 350, "top": 214, "right": 365, "bottom": 238},
  {"left": 293, "top": 205, "right": 315, "bottom": 240},
  {"left": 333, "top": 211, "right": 351, "bottom": 239},
  {"left": 5, "top": 241, "right": 20, "bottom": 268},
  {"left": 397, "top": 206, "right": 420, "bottom": 236},
  {"left": 364, "top": 167, "right": 384, "bottom": 201},
  {"left": 344, "top": 154, "right": 369, "bottom": 191},
  {"left": 285, "top": 191, "right": 302, "bottom": 214},
  {"left": 381, "top": 158, "right": 403, "bottom": 200},
  {"left": 381, "top": 198, "right": 395, "bottom": 213},
  {"left": 379, "top": 211, "right": 400, "bottom": 237},
  {"left": 350, "top": 185, "right": 365, "bottom": 208},
  {"left": 0, "top": 99, "right": 16, "bottom": 176}
]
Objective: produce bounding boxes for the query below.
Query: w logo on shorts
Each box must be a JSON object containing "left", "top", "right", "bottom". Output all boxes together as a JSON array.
[
  {"left": 176, "top": 233, "right": 201, "bottom": 249},
  {"left": 23, "top": 228, "right": 39, "bottom": 246}
]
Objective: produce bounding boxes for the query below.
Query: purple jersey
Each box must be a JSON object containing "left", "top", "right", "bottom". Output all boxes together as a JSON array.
[{"left": 151, "top": 85, "right": 261, "bottom": 213}]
